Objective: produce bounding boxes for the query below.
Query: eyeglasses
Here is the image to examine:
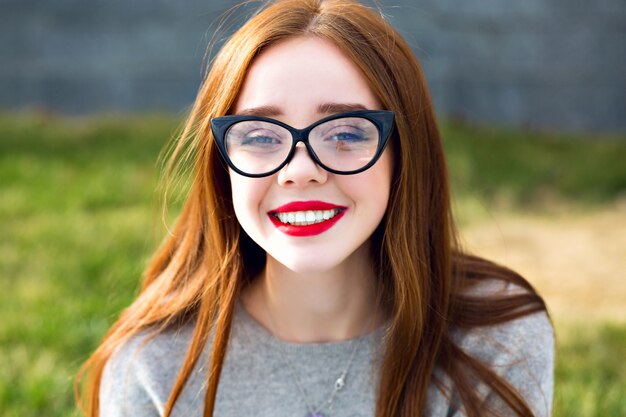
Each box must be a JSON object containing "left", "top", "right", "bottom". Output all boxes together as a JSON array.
[{"left": 210, "top": 110, "right": 395, "bottom": 177}]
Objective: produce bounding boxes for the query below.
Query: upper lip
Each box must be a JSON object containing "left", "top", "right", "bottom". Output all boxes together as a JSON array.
[{"left": 269, "top": 200, "right": 347, "bottom": 213}]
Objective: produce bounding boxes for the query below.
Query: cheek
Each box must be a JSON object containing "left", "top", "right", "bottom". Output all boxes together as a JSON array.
[
  {"left": 341, "top": 149, "right": 393, "bottom": 214},
  {"left": 364, "top": 150, "right": 393, "bottom": 198},
  {"left": 229, "top": 173, "right": 271, "bottom": 225}
]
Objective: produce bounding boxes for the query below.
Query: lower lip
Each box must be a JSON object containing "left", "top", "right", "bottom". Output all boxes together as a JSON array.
[{"left": 268, "top": 210, "right": 346, "bottom": 237}]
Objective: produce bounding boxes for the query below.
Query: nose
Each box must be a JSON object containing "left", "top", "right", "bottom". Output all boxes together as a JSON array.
[{"left": 277, "top": 143, "right": 328, "bottom": 187}]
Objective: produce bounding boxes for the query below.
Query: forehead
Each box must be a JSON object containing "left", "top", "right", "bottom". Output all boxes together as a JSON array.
[{"left": 233, "top": 36, "right": 381, "bottom": 124}]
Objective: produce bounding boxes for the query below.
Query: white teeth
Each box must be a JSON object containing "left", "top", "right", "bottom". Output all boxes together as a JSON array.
[{"left": 274, "top": 209, "right": 342, "bottom": 226}]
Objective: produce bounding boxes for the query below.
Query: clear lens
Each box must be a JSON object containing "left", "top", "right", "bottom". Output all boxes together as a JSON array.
[
  {"left": 225, "top": 121, "right": 292, "bottom": 175},
  {"left": 309, "top": 117, "right": 379, "bottom": 171},
  {"left": 223, "top": 117, "right": 380, "bottom": 174}
]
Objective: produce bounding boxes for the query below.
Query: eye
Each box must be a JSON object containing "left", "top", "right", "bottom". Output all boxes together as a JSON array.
[
  {"left": 326, "top": 130, "right": 367, "bottom": 142},
  {"left": 225, "top": 120, "right": 291, "bottom": 156},
  {"left": 233, "top": 126, "right": 286, "bottom": 147},
  {"left": 241, "top": 131, "right": 282, "bottom": 146},
  {"left": 323, "top": 126, "right": 375, "bottom": 150}
]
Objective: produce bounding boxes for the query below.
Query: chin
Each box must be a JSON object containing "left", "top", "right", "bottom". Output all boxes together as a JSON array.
[{"left": 271, "top": 253, "right": 347, "bottom": 275}]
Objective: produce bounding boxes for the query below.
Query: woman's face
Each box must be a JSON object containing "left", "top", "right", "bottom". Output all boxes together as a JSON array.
[{"left": 229, "top": 36, "right": 393, "bottom": 273}]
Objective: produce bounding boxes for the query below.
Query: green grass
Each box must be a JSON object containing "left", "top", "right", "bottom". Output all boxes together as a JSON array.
[
  {"left": 442, "top": 120, "right": 626, "bottom": 209},
  {"left": 554, "top": 324, "right": 626, "bottom": 417},
  {"left": 0, "top": 114, "right": 175, "bottom": 417},
  {"left": 1, "top": 113, "right": 625, "bottom": 416}
]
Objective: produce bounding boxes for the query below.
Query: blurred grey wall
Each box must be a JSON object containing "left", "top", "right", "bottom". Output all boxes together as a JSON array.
[{"left": 1, "top": 0, "right": 625, "bottom": 133}]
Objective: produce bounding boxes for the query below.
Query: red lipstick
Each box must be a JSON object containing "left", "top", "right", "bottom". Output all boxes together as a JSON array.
[{"left": 268, "top": 200, "right": 347, "bottom": 237}]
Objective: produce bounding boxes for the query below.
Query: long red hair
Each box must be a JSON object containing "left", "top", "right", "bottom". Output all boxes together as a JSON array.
[{"left": 76, "top": 1, "right": 549, "bottom": 416}]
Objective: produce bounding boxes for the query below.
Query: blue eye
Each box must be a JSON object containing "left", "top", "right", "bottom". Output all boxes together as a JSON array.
[
  {"left": 241, "top": 135, "right": 281, "bottom": 146},
  {"left": 323, "top": 127, "right": 375, "bottom": 148},
  {"left": 329, "top": 131, "right": 367, "bottom": 142}
]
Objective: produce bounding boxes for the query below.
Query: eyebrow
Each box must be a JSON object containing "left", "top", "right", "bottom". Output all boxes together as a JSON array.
[
  {"left": 317, "top": 102, "right": 369, "bottom": 114},
  {"left": 235, "top": 102, "right": 370, "bottom": 117},
  {"left": 236, "top": 105, "right": 282, "bottom": 117}
]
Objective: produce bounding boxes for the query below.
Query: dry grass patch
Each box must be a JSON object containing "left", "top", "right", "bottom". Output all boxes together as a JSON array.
[{"left": 459, "top": 200, "right": 626, "bottom": 324}]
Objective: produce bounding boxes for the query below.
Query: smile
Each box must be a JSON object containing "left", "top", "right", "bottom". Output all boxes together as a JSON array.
[
  {"left": 268, "top": 201, "right": 347, "bottom": 237},
  {"left": 272, "top": 209, "right": 342, "bottom": 226}
]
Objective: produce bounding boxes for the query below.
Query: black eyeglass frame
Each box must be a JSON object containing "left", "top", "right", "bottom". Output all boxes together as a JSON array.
[{"left": 210, "top": 110, "right": 395, "bottom": 178}]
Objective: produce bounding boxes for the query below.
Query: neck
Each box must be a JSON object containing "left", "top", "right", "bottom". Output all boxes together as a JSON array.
[{"left": 241, "top": 244, "right": 383, "bottom": 343}]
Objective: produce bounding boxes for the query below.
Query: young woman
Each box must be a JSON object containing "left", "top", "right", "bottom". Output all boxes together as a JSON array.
[{"left": 77, "top": 1, "right": 554, "bottom": 416}]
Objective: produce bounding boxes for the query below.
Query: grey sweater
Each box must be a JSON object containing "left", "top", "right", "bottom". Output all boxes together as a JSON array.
[{"left": 101, "top": 298, "right": 554, "bottom": 416}]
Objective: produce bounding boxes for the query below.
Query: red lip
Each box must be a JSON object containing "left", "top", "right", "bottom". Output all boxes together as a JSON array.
[
  {"left": 268, "top": 200, "right": 347, "bottom": 237},
  {"left": 270, "top": 200, "right": 345, "bottom": 213}
]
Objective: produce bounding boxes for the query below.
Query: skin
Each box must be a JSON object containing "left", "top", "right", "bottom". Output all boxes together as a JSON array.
[{"left": 232, "top": 36, "right": 393, "bottom": 343}]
